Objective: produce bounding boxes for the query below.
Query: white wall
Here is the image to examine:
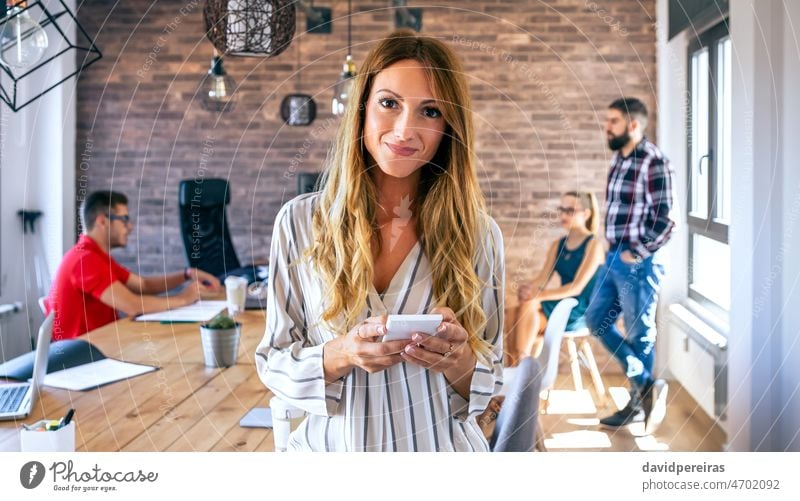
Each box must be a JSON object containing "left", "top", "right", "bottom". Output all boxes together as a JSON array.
[
  {"left": 0, "top": 0, "right": 77, "bottom": 362},
  {"left": 727, "top": 0, "right": 800, "bottom": 452},
  {"left": 778, "top": 0, "right": 800, "bottom": 453},
  {"left": 655, "top": 0, "right": 690, "bottom": 382},
  {"left": 657, "top": 0, "right": 800, "bottom": 450}
]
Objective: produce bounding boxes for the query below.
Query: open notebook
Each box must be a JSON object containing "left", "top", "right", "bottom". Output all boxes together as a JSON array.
[{"left": 0, "top": 338, "right": 158, "bottom": 391}]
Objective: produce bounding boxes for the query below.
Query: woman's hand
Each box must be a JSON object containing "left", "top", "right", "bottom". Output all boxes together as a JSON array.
[
  {"left": 518, "top": 278, "right": 543, "bottom": 302},
  {"left": 400, "top": 307, "right": 477, "bottom": 398},
  {"left": 620, "top": 249, "right": 641, "bottom": 265},
  {"left": 322, "top": 315, "right": 408, "bottom": 383}
]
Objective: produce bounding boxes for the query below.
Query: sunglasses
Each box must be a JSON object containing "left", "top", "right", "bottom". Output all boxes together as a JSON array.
[
  {"left": 556, "top": 206, "right": 577, "bottom": 215},
  {"left": 109, "top": 214, "right": 132, "bottom": 224}
]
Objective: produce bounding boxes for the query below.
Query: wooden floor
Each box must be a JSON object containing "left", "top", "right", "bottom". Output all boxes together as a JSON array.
[{"left": 539, "top": 372, "right": 726, "bottom": 452}]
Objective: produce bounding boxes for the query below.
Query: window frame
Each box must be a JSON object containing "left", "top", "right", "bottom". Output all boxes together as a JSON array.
[{"left": 687, "top": 19, "right": 731, "bottom": 313}]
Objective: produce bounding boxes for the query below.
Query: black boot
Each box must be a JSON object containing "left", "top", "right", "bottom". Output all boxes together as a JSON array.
[{"left": 599, "top": 388, "right": 644, "bottom": 428}]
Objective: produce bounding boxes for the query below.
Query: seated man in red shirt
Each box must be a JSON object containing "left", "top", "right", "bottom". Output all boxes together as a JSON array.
[{"left": 45, "top": 191, "right": 221, "bottom": 340}]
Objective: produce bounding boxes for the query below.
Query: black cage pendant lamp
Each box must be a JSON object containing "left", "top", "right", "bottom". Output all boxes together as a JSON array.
[
  {"left": 331, "top": 0, "right": 355, "bottom": 116},
  {"left": 0, "top": 0, "right": 102, "bottom": 112},
  {"left": 203, "top": 0, "right": 295, "bottom": 57}
]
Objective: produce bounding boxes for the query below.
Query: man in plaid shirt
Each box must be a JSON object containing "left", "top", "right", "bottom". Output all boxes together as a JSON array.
[{"left": 586, "top": 97, "right": 675, "bottom": 434}]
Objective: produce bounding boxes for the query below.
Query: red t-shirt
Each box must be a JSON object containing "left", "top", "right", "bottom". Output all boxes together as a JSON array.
[{"left": 45, "top": 235, "right": 131, "bottom": 340}]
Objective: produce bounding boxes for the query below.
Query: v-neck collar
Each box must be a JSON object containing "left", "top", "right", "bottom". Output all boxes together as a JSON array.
[{"left": 368, "top": 240, "right": 422, "bottom": 313}]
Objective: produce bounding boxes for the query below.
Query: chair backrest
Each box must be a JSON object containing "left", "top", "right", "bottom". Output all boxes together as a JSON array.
[
  {"left": 490, "top": 356, "right": 543, "bottom": 452},
  {"left": 178, "top": 178, "right": 241, "bottom": 278},
  {"left": 537, "top": 297, "right": 578, "bottom": 393},
  {"left": 297, "top": 172, "right": 321, "bottom": 195}
]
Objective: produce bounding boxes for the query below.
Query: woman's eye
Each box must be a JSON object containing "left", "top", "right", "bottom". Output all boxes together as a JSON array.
[
  {"left": 423, "top": 107, "right": 442, "bottom": 119},
  {"left": 378, "top": 98, "right": 398, "bottom": 109}
]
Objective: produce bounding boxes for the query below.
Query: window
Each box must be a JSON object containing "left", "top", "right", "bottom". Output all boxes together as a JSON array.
[{"left": 687, "top": 20, "right": 731, "bottom": 314}]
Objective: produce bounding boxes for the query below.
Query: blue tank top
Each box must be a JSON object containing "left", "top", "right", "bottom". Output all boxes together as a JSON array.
[{"left": 552, "top": 234, "right": 594, "bottom": 285}]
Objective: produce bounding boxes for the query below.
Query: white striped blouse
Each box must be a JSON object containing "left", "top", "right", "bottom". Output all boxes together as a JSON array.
[{"left": 255, "top": 193, "right": 505, "bottom": 451}]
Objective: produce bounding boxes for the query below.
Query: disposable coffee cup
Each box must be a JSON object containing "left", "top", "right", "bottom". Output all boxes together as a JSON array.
[
  {"left": 20, "top": 421, "right": 76, "bottom": 452},
  {"left": 269, "top": 397, "right": 306, "bottom": 452},
  {"left": 224, "top": 276, "right": 247, "bottom": 315}
]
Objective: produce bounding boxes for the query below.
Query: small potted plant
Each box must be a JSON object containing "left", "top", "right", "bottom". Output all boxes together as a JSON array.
[{"left": 199, "top": 314, "right": 241, "bottom": 368}]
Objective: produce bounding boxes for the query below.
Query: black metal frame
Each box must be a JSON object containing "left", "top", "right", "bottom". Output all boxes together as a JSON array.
[
  {"left": 686, "top": 19, "right": 730, "bottom": 311},
  {"left": 0, "top": 0, "right": 102, "bottom": 112}
]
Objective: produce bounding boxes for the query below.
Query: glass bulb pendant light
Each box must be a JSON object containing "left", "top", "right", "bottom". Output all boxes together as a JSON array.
[
  {"left": 200, "top": 48, "right": 237, "bottom": 113},
  {"left": 331, "top": 0, "right": 355, "bottom": 116},
  {"left": 0, "top": 1, "right": 49, "bottom": 70}
]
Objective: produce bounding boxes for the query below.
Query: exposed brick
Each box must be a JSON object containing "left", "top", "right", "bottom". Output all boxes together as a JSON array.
[{"left": 77, "top": 0, "right": 656, "bottom": 314}]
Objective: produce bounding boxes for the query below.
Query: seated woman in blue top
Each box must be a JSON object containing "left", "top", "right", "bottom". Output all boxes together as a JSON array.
[{"left": 505, "top": 191, "right": 604, "bottom": 366}]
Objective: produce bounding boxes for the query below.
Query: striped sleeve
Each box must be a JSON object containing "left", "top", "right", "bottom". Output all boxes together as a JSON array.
[
  {"left": 255, "top": 201, "right": 344, "bottom": 416},
  {"left": 448, "top": 217, "right": 505, "bottom": 422}
]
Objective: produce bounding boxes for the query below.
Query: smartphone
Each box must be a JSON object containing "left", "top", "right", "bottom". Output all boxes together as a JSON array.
[{"left": 382, "top": 314, "right": 443, "bottom": 342}]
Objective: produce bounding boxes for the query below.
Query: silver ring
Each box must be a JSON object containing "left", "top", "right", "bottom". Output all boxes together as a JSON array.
[{"left": 443, "top": 344, "right": 454, "bottom": 357}]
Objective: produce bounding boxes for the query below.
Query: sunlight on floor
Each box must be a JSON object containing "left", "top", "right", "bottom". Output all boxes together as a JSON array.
[
  {"left": 542, "top": 389, "right": 597, "bottom": 415},
  {"left": 608, "top": 386, "right": 631, "bottom": 410},
  {"left": 566, "top": 417, "right": 601, "bottom": 426},
  {"left": 544, "top": 430, "right": 612, "bottom": 449},
  {"left": 635, "top": 434, "right": 671, "bottom": 451}
]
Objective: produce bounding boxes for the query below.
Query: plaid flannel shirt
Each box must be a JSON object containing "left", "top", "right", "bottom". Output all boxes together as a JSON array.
[{"left": 604, "top": 137, "right": 675, "bottom": 259}]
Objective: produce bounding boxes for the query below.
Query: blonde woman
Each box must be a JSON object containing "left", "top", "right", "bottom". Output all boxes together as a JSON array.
[
  {"left": 255, "top": 30, "right": 505, "bottom": 452},
  {"left": 505, "top": 192, "right": 604, "bottom": 366}
]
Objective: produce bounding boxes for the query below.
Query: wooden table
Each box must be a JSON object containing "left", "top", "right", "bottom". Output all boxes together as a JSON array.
[{"left": 0, "top": 311, "right": 275, "bottom": 452}]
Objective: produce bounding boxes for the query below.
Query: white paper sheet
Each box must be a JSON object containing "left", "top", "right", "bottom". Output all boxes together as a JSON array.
[
  {"left": 133, "top": 300, "right": 227, "bottom": 323},
  {"left": 43, "top": 358, "right": 158, "bottom": 391}
]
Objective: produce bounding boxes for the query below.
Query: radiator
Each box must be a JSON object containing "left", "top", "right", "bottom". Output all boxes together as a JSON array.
[{"left": 667, "top": 303, "right": 728, "bottom": 420}]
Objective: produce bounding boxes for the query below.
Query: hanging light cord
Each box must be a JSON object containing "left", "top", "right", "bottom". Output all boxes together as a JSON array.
[
  {"left": 347, "top": 0, "right": 352, "bottom": 56},
  {"left": 296, "top": 33, "right": 301, "bottom": 90}
]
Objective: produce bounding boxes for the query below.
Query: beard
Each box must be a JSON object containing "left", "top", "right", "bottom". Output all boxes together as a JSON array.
[{"left": 607, "top": 130, "right": 630, "bottom": 151}]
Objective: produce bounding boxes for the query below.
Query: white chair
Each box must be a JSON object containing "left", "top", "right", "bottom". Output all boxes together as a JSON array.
[
  {"left": 535, "top": 298, "right": 608, "bottom": 409},
  {"left": 563, "top": 327, "right": 607, "bottom": 405},
  {"left": 537, "top": 298, "right": 577, "bottom": 409},
  {"left": 491, "top": 356, "right": 545, "bottom": 452}
]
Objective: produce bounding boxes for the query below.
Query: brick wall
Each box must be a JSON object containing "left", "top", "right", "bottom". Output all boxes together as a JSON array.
[{"left": 76, "top": 0, "right": 657, "bottom": 317}]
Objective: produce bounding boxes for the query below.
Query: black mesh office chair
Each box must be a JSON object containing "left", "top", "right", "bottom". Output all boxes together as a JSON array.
[
  {"left": 297, "top": 172, "right": 321, "bottom": 195},
  {"left": 178, "top": 178, "right": 259, "bottom": 283}
]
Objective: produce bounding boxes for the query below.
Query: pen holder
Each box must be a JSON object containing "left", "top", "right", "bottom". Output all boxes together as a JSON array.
[
  {"left": 20, "top": 421, "right": 76, "bottom": 452},
  {"left": 199, "top": 322, "right": 241, "bottom": 368}
]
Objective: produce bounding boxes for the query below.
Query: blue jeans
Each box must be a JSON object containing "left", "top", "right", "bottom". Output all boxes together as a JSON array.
[{"left": 585, "top": 247, "right": 666, "bottom": 389}]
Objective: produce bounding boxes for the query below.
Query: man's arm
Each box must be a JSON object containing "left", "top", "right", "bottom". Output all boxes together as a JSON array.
[
  {"left": 126, "top": 271, "right": 187, "bottom": 295},
  {"left": 126, "top": 268, "right": 221, "bottom": 295},
  {"left": 99, "top": 281, "right": 201, "bottom": 318},
  {"left": 634, "top": 155, "right": 676, "bottom": 259}
]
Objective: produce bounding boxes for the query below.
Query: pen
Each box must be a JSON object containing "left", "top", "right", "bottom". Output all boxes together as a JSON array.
[{"left": 60, "top": 408, "right": 75, "bottom": 428}]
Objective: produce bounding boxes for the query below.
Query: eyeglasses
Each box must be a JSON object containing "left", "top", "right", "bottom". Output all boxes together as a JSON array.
[
  {"left": 556, "top": 206, "right": 577, "bottom": 216},
  {"left": 109, "top": 214, "right": 132, "bottom": 224}
]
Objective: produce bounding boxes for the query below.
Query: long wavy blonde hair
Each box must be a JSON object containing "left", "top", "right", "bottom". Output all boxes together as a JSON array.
[{"left": 306, "top": 29, "right": 495, "bottom": 360}]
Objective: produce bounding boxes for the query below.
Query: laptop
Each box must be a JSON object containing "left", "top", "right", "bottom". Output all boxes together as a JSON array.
[{"left": 0, "top": 312, "right": 54, "bottom": 420}]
